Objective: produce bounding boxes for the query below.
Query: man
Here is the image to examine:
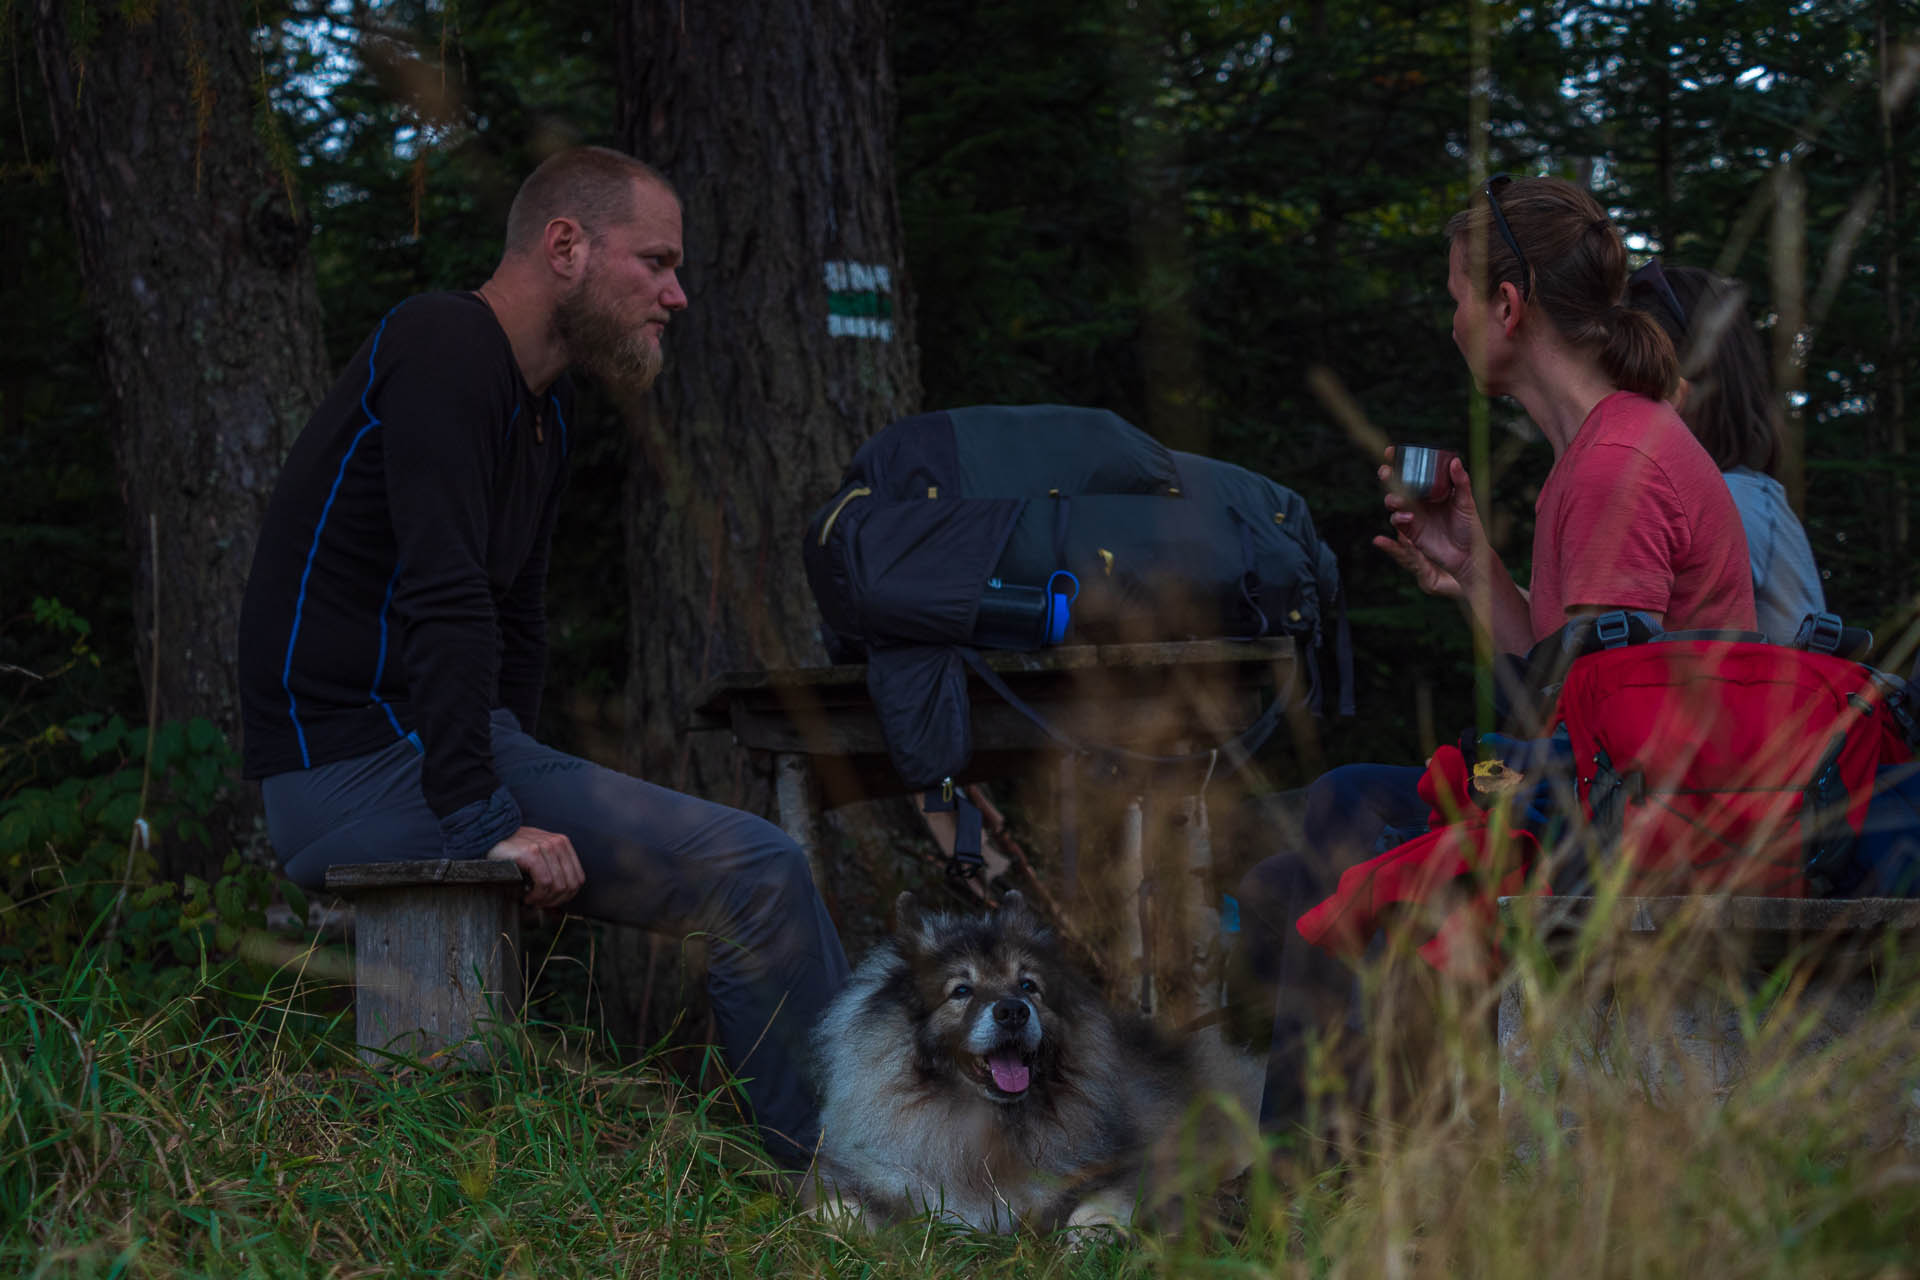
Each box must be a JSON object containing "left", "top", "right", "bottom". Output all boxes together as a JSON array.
[{"left": 237, "top": 146, "right": 849, "bottom": 1171}]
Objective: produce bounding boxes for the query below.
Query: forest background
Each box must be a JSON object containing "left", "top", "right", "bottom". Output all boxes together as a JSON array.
[
  {"left": 2, "top": 0, "right": 1917, "bottom": 1027},
  {"left": 5, "top": 4, "right": 1920, "bottom": 1275}
]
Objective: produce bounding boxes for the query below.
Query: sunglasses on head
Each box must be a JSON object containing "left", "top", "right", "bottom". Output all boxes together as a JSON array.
[
  {"left": 1629, "top": 259, "right": 1689, "bottom": 332},
  {"left": 1484, "top": 173, "right": 1532, "bottom": 300}
]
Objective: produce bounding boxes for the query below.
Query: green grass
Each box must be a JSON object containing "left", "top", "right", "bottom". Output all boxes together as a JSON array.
[
  {"left": 0, "top": 941, "right": 1149, "bottom": 1278},
  {"left": 5, "top": 904, "right": 1920, "bottom": 1279}
]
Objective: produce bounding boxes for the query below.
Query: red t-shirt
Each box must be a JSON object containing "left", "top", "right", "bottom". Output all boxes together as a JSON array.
[{"left": 1529, "top": 391, "right": 1756, "bottom": 643}]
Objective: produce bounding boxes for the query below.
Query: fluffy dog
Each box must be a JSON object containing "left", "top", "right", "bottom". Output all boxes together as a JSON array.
[{"left": 806, "top": 890, "right": 1260, "bottom": 1234}]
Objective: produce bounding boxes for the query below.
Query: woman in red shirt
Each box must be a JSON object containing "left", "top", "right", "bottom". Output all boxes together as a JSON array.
[
  {"left": 1238, "top": 175, "right": 1754, "bottom": 1136},
  {"left": 1379, "top": 175, "right": 1754, "bottom": 647}
]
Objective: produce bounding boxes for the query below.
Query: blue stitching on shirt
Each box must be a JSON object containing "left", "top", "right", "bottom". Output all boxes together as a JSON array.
[
  {"left": 281, "top": 306, "right": 399, "bottom": 767},
  {"left": 548, "top": 394, "right": 569, "bottom": 458},
  {"left": 369, "top": 564, "right": 405, "bottom": 739},
  {"left": 505, "top": 401, "right": 520, "bottom": 443}
]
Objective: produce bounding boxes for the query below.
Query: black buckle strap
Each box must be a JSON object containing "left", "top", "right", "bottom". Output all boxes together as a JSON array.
[
  {"left": 1795, "top": 610, "right": 1845, "bottom": 656},
  {"left": 1587, "top": 747, "right": 1642, "bottom": 844},
  {"left": 1801, "top": 731, "right": 1866, "bottom": 897},
  {"left": 924, "top": 780, "right": 986, "bottom": 879}
]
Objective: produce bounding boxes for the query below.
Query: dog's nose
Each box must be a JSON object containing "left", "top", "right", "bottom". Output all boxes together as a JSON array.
[{"left": 992, "top": 999, "right": 1029, "bottom": 1027}]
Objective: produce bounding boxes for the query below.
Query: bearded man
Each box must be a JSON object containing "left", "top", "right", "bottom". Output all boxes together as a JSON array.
[{"left": 237, "top": 147, "right": 849, "bottom": 1171}]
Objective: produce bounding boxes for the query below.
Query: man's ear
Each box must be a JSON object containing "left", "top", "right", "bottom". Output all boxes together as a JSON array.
[{"left": 542, "top": 216, "right": 589, "bottom": 281}]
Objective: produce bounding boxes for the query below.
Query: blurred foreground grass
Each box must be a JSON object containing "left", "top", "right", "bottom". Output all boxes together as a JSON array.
[{"left": 4, "top": 905, "right": 1920, "bottom": 1279}]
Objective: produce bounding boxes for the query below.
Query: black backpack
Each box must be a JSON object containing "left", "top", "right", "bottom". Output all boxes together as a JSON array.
[{"left": 802, "top": 406, "right": 1350, "bottom": 856}]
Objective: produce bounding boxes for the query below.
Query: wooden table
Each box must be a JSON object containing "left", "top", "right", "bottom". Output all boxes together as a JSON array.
[{"left": 691, "top": 638, "right": 1297, "bottom": 1019}]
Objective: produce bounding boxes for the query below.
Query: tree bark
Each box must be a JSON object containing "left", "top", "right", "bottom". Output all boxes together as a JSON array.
[
  {"left": 1878, "top": 1, "right": 1908, "bottom": 561},
  {"left": 602, "top": 0, "right": 920, "bottom": 1048},
  {"left": 33, "top": 0, "right": 329, "bottom": 874},
  {"left": 1770, "top": 161, "right": 1808, "bottom": 516},
  {"left": 613, "top": 0, "right": 919, "bottom": 795}
]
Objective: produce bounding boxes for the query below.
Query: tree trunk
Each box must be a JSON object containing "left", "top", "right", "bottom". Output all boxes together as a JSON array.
[
  {"left": 1878, "top": 1, "right": 1909, "bottom": 565},
  {"left": 1770, "top": 161, "right": 1807, "bottom": 516},
  {"left": 603, "top": 0, "right": 921, "bottom": 1048},
  {"left": 1651, "top": 0, "right": 1675, "bottom": 252},
  {"left": 613, "top": 0, "right": 919, "bottom": 791},
  {"left": 33, "top": 0, "right": 329, "bottom": 876}
]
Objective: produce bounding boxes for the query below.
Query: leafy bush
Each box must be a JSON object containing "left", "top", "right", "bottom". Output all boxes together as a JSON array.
[{"left": 0, "top": 704, "right": 285, "bottom": 988}]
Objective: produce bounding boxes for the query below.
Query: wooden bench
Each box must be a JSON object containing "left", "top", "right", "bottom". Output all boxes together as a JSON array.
[
  {"left": 324, "top": 859, "right": 526, "bottom": 1067},
  {"left": 1496, "top": 895, "right": 1920, "bottom": 1144}
]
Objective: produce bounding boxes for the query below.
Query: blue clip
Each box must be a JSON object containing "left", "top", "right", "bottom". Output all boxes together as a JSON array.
[{"left": 1594, "top": 611, "right": 1632, "bottom": 650}]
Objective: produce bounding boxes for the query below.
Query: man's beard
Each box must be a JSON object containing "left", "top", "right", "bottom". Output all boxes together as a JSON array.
[{"left": 554, "top": 274, "right": 664, "bottom": 397}]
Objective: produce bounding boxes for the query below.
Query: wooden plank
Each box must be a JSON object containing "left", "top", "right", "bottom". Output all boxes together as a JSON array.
[
  {"left": 326, "top": 859, "right": 526, "bottom": 891},
  {"left": 1499, "top": 895, "right": 1920, "bottom": 935},
  {"left": 689, "top": 637, "right": 1296, "bottom": 724},
  {"left": 722, "top": 684, "right": 1283, "bottom": 756}
]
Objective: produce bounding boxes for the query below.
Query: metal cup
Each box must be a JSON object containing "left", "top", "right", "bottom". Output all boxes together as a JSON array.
[{"left": 1393, "top": 445, "right": 1457, "bottom": 503}]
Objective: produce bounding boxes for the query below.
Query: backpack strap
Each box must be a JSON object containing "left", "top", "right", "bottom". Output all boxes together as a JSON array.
[
  {"left": 1049, "top": 490, "right": 1070, "bottom": 573},
  {"left": 1331, "top": 587, "right": 1357, "bottom": 716},
  {"left": 1801, "top": 730, "right": 1866, "bottom": 897},
  {"left": 1228, "top": 507, "right": 1272, "bottom": 641},
  {"left": 1792, "top": 610, "right": 1875, "bottom": 661}
]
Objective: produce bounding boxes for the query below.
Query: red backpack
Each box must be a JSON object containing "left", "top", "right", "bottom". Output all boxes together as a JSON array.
[
  {"left": 1295, "top": 743, "right": 1542, "bottom": 978},
  {"left": 1554, "top": 638, "right": 1914, "bottom": 897},
  {"left": 1298, "top": 629, "right": 1919, "bottom": 974}
]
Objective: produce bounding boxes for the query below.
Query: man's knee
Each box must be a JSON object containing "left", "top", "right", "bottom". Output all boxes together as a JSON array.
[
  {"left": 760, "top": 826, "right": 818, "bottom": 896},
  {"left": 704, "top": 814, "right": 820, "bottom": 912},
  {"left": 1303, "top": 763, "right": 1371, "bottom": 831},
  {"left": 1236, "top": 852, "right": 1319, "bottom": 928}
]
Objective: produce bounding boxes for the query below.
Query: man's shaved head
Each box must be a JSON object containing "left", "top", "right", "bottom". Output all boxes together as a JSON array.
[{"left": 503, "top": 145, "right": 676, "bottom": 252}]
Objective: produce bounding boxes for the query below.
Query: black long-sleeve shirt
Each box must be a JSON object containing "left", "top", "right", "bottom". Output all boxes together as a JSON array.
[{"left": 239, "top": 292, "right": 573, "bottom": 825}]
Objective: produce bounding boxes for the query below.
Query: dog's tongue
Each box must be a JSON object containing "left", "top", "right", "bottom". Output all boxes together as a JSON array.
[{"left": 987, "top": 1051, "right": 1030, "bottom": 1094}]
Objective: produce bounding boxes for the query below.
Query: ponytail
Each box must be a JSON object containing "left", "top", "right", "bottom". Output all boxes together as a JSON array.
[{"left": 1595, "top": 305, "right": 1678, "bottom": 402}]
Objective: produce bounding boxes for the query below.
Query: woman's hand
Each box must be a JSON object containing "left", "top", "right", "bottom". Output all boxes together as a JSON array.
[{"left": 1371, "top": 448, "right": 1485, "bottom": 599}]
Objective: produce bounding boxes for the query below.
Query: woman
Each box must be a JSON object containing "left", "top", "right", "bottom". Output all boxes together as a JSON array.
[
  {"left": 1236, "top": 176, "right": 1757, "bottom": 1133},
  {"left": 1628, "top": 262, "right": 1825, "bottom": 643}
]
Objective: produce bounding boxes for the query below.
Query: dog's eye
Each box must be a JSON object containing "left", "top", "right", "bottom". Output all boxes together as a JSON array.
[
  {"left": 948, "top": 984, "right": 972, "bottom": 1001},
  {"left": 1019, "top": 978, "right": 1040, "bottom": 995}
]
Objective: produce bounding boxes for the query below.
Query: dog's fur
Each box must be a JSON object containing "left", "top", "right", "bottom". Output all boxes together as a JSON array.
[{"left": 806, "top": 891, "right": 1260, "bottom": 1234}]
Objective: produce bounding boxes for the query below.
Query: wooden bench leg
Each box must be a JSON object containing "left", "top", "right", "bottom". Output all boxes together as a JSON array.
[
  {"left": 1117, "top": 794, "right": 1150, "bottom": 1013},
  {"left": 1181, "top": 790, "right": 1224, "bottom": 1014},
  {"left": 326, "top": 860, "right": 525, "bottom": 1068},
  {"left": 774, "top": 752, "right": 827, "bottom": 890}
]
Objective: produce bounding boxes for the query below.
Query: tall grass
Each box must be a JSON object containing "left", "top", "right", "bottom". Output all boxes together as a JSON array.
[{"left": 5, "top": 899, "right": 1918, "bottom": 1278}]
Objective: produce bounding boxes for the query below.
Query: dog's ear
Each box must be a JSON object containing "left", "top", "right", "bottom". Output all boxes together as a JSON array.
[
  {"left": 997, "top": 889, "right": 1033, "bottom": 923},
  {"left": 894, "top": 891, "right": 920, "bottom": 936}
]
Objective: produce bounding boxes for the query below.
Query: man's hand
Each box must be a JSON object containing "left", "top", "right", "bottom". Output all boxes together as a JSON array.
[{"left": 486, "top": 825, "right": 585, "bottom": 909}]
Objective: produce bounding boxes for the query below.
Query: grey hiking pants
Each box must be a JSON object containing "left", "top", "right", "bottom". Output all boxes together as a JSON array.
[{"left": 263, "top": 709, "right": 850, "bottom": 1169}]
